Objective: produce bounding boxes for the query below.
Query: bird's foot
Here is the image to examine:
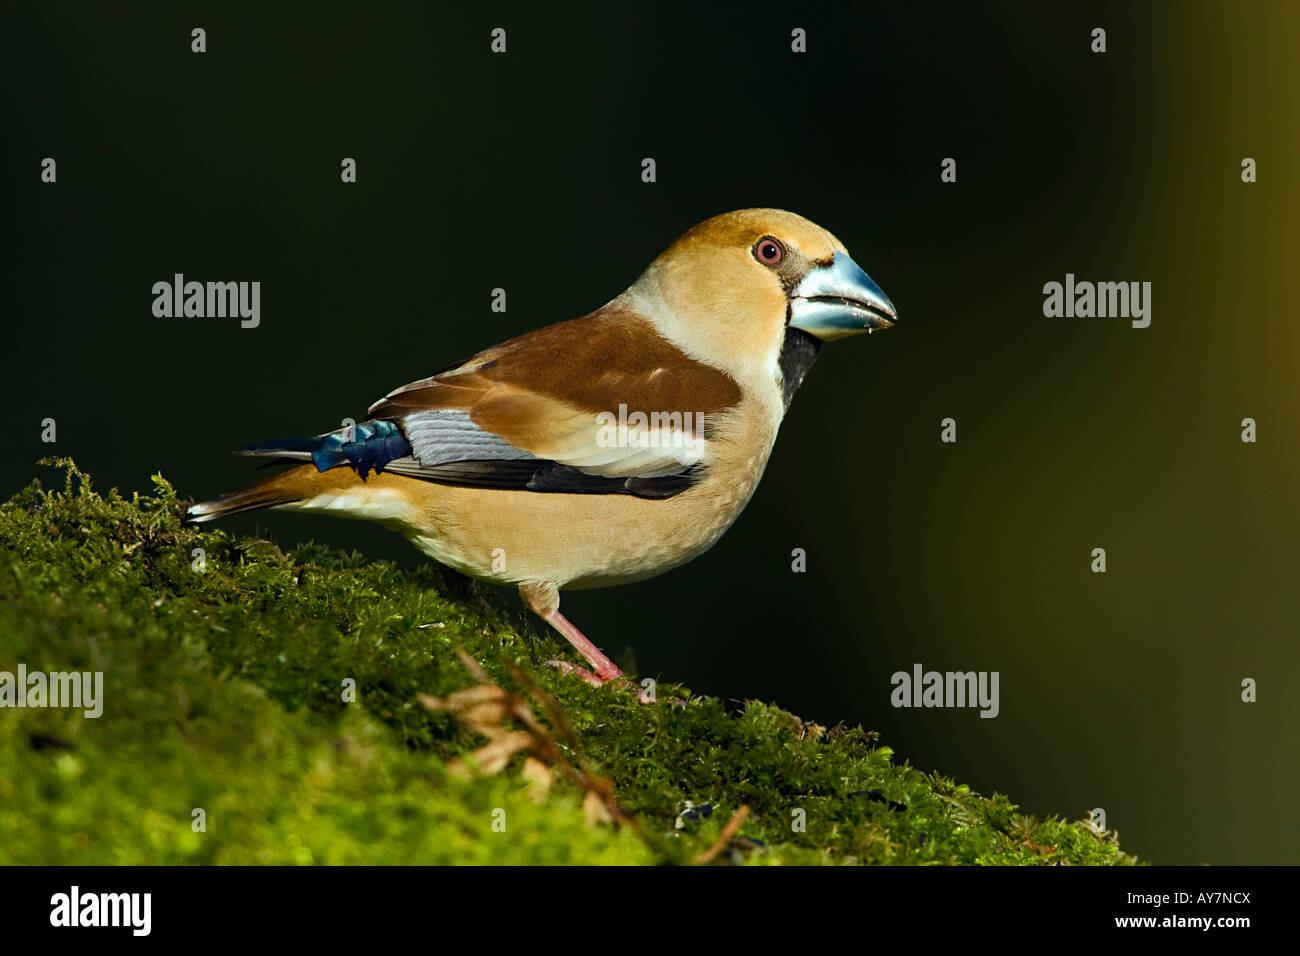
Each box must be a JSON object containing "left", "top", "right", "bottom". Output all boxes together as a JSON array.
[
  {"left": 542, "top": 659, "right": 607, "bottom": 687},
  {"left": 533, "top": 602, "right": 663, "bottom": 703},
  {"left": 543, "top": 609, "right": 624, "bottom": 681},
  {"left": 541, "top": 659, "right": 660, "bottom": 705}
]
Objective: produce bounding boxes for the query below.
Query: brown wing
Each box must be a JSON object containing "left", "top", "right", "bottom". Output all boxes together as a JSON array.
[{"left": 367, "top": 303, "right": 742, "bottom": 494}]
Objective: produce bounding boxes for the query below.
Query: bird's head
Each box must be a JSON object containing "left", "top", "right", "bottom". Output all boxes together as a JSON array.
[{"left": 624, "top": 208, "right": 896, "bottom": 386}]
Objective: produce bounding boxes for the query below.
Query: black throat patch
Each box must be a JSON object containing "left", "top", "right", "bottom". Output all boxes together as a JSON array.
[{"left": 778, "top": 326, "right": 823, "bottom": 412}]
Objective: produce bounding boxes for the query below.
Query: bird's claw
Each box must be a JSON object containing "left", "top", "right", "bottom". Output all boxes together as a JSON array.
[
  {"left": 542, "top": 659, "right": 605, "bottom": 687},
  {"left": 542, "top": 660, "right": 663, "bottom": 705}
]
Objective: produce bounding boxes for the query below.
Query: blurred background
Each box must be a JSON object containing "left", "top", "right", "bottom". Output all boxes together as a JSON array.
[{"left": 4, "top": 1, "right": 1297, "bottom": 864}]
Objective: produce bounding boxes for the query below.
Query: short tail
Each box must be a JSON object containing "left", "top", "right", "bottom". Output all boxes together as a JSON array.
[
  {"left": 234, "top": 420, "right": 411, "bottom": 477},
  {"left": 185, "top": 466, "right": 317, "bottom": 524},
  {"left": 185, "top": 419, "right": 412, "bottom": 525}
]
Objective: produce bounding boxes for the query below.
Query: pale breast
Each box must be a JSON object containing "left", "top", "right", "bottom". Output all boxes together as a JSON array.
[{"left": 404, "top": 395, "right": 781, "bottom": 591}]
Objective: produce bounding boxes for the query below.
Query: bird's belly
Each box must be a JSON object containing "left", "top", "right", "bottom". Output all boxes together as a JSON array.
[{"left": 404, "top": 460, "right": 767, "bottom": 591}]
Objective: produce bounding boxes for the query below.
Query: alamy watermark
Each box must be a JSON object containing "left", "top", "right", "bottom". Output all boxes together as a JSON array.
[
  {"left": 595, "top": 404, "right": 705, "bottom": 448},
  {"left": 152, "top": 274, "right": 260, "bottom": 328},
  {"left": 0, "top": 664, "right": 103, "bottom": 718},
  {"left": 50, "top": 886, "right": 150, "bottom": 936},
  {"left": 1042, "top": 273, "right": 1150, "bottom": 328},
  {"left": 891, "top": 663, "right": 999, "bottom": 718}
]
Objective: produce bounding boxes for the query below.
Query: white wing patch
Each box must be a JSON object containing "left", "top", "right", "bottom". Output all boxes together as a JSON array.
[
  {"left": 403, "top": 409, "right": 539, "bottom": 466},
  {"left": 399, "top": 407, "right": 705, "bottom": 480}
]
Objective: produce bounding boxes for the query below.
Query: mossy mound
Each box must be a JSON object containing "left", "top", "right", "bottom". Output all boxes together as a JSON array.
[{"left": 0, "top": 460, "right": 1136, "bottom": 865}]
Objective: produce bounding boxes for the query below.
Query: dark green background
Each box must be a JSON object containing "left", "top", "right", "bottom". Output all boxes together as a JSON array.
[{"left": 5, "top": 1, "right": 1297, "bottom": 864}]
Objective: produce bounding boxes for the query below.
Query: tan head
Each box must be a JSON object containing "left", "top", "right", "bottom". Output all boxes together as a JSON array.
[{"left": 621, "top": 208, "right": 896, "bottom": 386}]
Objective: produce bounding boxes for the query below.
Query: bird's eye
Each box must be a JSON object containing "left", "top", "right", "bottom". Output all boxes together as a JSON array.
[{"left": 753, "top": 236, "right": 784, "bottom": 266}]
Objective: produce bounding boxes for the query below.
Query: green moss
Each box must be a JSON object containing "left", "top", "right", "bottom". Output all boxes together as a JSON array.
[{"left": 0, "top": 460, "right": 1137, "bottom": 865}]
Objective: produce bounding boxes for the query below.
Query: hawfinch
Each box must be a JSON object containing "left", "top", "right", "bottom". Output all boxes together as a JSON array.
[{"left": 187, "top": 209, "right": 896, "bottom": 687}]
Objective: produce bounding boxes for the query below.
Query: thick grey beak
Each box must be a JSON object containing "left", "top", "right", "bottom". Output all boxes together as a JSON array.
[{"left": 788, "top": 251, "right": 897, "bottom": 341}]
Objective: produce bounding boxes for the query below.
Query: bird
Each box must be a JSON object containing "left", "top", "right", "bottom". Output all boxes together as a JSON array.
[{"left": 186, "top": 209, "right": 896, "bottom": 690}]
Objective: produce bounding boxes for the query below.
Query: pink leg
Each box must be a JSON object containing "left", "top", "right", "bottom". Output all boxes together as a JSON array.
[
  {"left": 518, "top": 582, "right": 657, "bottom": 702},
  {"left": 543, "top": 609, "right": 624, "bottom": 683}
]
